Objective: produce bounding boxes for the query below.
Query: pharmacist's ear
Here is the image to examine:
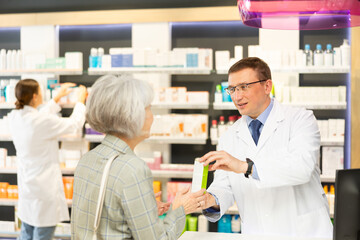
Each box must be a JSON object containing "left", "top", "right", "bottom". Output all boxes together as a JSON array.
[{"left": 264, "top": 79, "right": 272, "bottom": 94}]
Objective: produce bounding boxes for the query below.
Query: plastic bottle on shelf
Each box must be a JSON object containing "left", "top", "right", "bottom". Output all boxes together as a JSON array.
[
  {"left": 153, "top": 151, "right": 162, "bottom": 170},
  {"left": 313, "top": 44, "right": 324, "bottom": 67},
  {"left": 10, "top": 50, "right": 17, "bottom": 70},
  {"left": 89, "top": 48, "right": 98, "bottom": 68},
  {"left": 6, "top": 50, "right": 12, "bottom": 70},
  {"left": 324, "top": 44, "right": 334, "bottom": 67},
  {"left": 303, "top": 44, "right": 313, "bottom": 66},
  {"left": 231, "top": 215, "right": 241, "bottom": 233},
  {"left": 218, "top": 116, "right": 227, "bottom": 138},
  {"left": 218, "top": 214, "right": 232, "bottom": 233},
  {"left": 16, "top": 50, "right": 22, "bottom": 70},
  {"left": 340, "top": 39, "right": 350, "bottom": 67},
  {"left": 97, "top": 47, "right": 104, "bottom": 68},
  {"left": 198, "top": 215, "right": 209, "bottom": 232},
  {"left": 0, "top": 49, "right": 6, "bottom": 70},
  {"left": 214, "top": 84, "right": 222, "bottom": 103},
  {"left": 227, "top": 116, "right": 235, "bottom": 127},
  {"left": 210, "top": 119, "right": 218, "bottom": 141},
  {"left": 329, "top": 185, "right": 335, "bottom": 216}
]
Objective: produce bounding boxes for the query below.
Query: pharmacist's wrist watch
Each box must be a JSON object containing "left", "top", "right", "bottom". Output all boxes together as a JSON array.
[{"left": 245, "top": 158, "right": 254, "bottom": 178}]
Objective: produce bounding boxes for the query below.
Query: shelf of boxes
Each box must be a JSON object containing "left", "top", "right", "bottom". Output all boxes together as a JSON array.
[
  {"left": 211, "top": 138, "right": 343, "bottom": 147},
  {"left": 216, "top": 66, "right": 350, "bottom": 75},
  {"left": 320, "top": 175, "right": 335, "bottom": 183},
  {"left": 84, "top": 134, "right": 207, "bottom": 144},
  {"left": 0, "top": 69, "right": 83, "bottom": 76},
  {"left": 0, "top": 102, "right": 79, "bottom": 109},
  {"left": 88, "top": 67, "right": 213, "bottom": 75},
  {"left": 0, "top": 135, "right": 83, "bottom": 142},
  {"left": 213, "top": 102, "right": 347, "bottom": 110},
  {"left": 152, "top": 102, "right": 209, "bottom": 110},
  {"left": 0, "top": 199, "right": 72, "bottom": 207},
  {"left": 0, "top": 231, "right": 70, "bottom": 239}
]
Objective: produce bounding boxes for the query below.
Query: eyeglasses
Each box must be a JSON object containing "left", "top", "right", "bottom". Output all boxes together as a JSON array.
[{"left": 225, "top": 79, "right": 268, "bottom": 95}]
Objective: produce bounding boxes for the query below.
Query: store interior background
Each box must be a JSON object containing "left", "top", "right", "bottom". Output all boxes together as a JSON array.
[{"left": 0, "top": 0, "right": 360, "bottom": 234}]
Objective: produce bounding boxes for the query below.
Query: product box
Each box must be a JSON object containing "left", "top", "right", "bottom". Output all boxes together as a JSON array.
[
  {"left": 322, "top": 146, "right": 344, "bottom": 178},
  {"left": 65, "top": 52, "right": 83, "bottom": 70},
  {"left": 191, "top": 158, "right": 208, "bottom": 193}
]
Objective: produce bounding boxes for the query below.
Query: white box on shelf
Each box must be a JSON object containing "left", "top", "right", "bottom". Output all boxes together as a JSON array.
[
  {"left": 186, "top": 91, "right": 209, "bottom": 104},
  {"left": 215, "top": 50, "right": 230, "bottom": 71},
  {"left": 65, "top": 52, "right": 83, "bottom": 70},
  {"left": 338, "top": 86, "right": 346, "bottom": 103},
  {"left": 191, "top": 158, "right": 208, "bottom": 193},
  {"left": 336, "top": 119, "right": 345, "bottom": 141},
  {"left": 322, "top": 146, "right": 344, "bottom": 178},
  {"left": 328, "top": 119, "right": 338, "bottom": 139},
  {"left": 234, "top": 45, "right": 243, "bottom": 61},
  {"left": 0, "top": 221, "right": 15, "bottom": 232}
]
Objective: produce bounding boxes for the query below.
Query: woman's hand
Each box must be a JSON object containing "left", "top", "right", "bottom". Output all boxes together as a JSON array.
[
  {"left": 172, "top": 186, "right": 206, "bottom": 215},
  {"left": 155, "top": 192, "right": 170, "bottom": 216},
  {"left": 77, "top": 85, "right": 87, "bottom": 104},
  {"left": 53, "top": 83, "right": 76, "bottom": 103}
]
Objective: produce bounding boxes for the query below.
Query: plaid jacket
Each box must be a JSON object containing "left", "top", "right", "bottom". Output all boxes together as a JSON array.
[{"left": 71, "top": 134, "right": 185, "bottom": 239}]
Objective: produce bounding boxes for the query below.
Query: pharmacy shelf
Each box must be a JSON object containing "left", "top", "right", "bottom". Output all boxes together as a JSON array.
[
  {"left": 0, "top": 135, "right": 12, "bottom": 141},
  {"left": 0, "top": 69, "right": 83, "bottom": 76},
  {"left": 216, "top": 66, "right": 350, "bottom": 74},
  {"left": 0, "top": 231, "right": 70, "bottom": 239},
  {"left": 85, "top": 134, "right": 207, "bottom": 144},
  {"left": 88, "top": 67, "right": 212, "bottom": 75},
  {"left": 152, "top": 169, "right": 193, "bottom": 178},
  {"left": 0, "top": 102, "right": 77, "bottom": 109},
  {"left": 320, "top": 175, "right": 335, "bottom": 183},
  {"left": 0, "top": 166, "right": 193, "bottom": 178},
  {"left": 213, "top": 102, "right": 347, "bottom": 110},
  {"left": 211, "top": 138, "right": 343, "bottom": 146},
  {"left": 152, "top": 102, "right": 209, "bottom": 109},
  {"left": 0, "top": 199, "right": 72, "bottom": 207},
  {"left": 0, "top": 103, "right": 15, "bottom": 109},
  {"left": 0, "top": 135, "right": 83, "bottom": 142},
  {"left": 0, "top": 168, "right": 76, "bottom": 175},
  {"left": 321, "top": 139, "right": 344, "bottom": 146}
]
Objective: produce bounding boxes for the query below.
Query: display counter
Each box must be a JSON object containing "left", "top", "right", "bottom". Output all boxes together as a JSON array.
[{"left": 178, "top": 232, "right": 332, "bottom": 240}]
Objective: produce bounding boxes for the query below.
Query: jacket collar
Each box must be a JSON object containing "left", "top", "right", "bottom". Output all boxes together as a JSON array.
[
  {"left": 101, "top": 134, "right": 134, "bottom": 155},
  {"left": 236, "top": 99, "right": 285, "bottom": 149}
]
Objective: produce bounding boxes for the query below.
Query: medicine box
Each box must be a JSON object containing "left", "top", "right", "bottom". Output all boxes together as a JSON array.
[{"left": 191, "top": 158, "right": 208, "bottom": 192}]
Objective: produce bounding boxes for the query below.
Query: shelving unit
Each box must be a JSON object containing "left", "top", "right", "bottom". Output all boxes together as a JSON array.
[
  {"left": 88, "top": 67, "right": 212, "bottom": 75},
  {"left": 152, "top": 102, "right": 209, "bottom": 109},
  {"left": 213, "top": 102, "right": 347, "bottom": 110},
  {"left": 216, "top": 66, "right": 350, "bottom": 74},
  {"left": 211, "top": 138, "right": 344, "bottom": 146},
  {"left": 0, "top": 231, "right": 70, "bottom": 239},
  {"left": 0, "top": 69, "right": 83, "bottom": 76},
  {"left": 0, "top": 166, "right": 194, "bottom": 178},
  {"left": 0, "top": 199, "right": 72, "bottom": 207},
  {"left": 84, "top": 134, "right": 207, "bottom": 144}
]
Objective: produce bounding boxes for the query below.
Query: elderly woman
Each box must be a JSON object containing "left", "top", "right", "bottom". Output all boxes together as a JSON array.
[{"left": 71, "top": 75, "right": 205, "bottom": 240}]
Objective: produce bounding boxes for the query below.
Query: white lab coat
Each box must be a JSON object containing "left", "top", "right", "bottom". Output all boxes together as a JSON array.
[
  {"left": 205, "top": 99, "right": 333, "bottom": 238},
  {"left": 8, "top": 100, "right": 86, "bottom": 227}
]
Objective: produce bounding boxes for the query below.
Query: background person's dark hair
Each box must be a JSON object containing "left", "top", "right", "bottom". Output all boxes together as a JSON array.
[
  {"left": 15, "top": 79, "right": 39, "bottom": 109},
  {"left": 228, "top": 57, "right": 272, "bottom": 81}
]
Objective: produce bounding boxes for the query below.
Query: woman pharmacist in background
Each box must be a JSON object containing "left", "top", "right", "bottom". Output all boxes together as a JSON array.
[
  {"left": 71, "top": 75, "right": 205, "bottom": 240},
  {"left": 8, "top": 79, "right": 87, "bottom": 240}
]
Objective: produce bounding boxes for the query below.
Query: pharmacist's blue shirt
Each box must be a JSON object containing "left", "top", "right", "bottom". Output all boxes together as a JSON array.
[{"left": 205, "top": 98, "right": 274, "bottom": 213}]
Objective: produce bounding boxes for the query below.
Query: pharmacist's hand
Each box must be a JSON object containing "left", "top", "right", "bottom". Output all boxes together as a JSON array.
[
  {"left": 155, "top": 192, "right": 170, "bottom": 216},
  {"left": 199, "top": 150, "right": 247, "bottom": 174},
  {"left": 54, "top": 82, "right": 76, "bottom": 103},
  {"left": 77, "top": 85, "right": 87, "bottom": 104},
  {"left": 172, "top": 186, "right": 206, "bottom": 215},
  {"left": 201, "top": 192, "right": 219, "bottom": 210}
]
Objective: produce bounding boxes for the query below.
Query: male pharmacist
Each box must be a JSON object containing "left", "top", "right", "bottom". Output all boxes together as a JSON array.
[{"left": 199, "top": 57, "right": 333, "bottom": 238}]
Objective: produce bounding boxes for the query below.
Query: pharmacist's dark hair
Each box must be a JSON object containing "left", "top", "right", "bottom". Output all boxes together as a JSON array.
[
  {"left": 15, "top": 79, "right": 39, "bottom": 109},
  {"left": 228, "top": 57, "right": 272, "bottom": 81}
]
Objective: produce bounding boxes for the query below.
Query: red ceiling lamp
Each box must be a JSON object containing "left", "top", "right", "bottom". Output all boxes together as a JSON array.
[{"left": 237, "top": 0, "right": 360, "bottom": 30}]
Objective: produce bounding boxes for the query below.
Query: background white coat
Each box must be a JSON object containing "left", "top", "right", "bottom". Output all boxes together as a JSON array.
[{"left": 8, "top": 100, "right": 85, "bottom": 227}]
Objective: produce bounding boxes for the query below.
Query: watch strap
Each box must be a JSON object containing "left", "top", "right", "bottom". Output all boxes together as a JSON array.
[{"left": 245, "top": 158, "right": 254, "bottom": 178}]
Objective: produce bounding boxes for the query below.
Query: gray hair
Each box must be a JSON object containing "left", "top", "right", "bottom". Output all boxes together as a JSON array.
[{"left": 86, "top": 75, "right": 154, "bottom": 139}]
